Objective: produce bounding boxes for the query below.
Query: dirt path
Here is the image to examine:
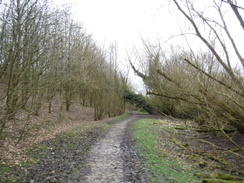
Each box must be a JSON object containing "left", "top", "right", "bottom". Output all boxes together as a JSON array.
[
  {"left": 8, "top": 113, "right": 243, "bottom": 183},
  {"left": 79, "top": 115, "right": 138, "bottom": 183},
  {"left": 18, "top": 113, "right": 156, "bottom": 183}
]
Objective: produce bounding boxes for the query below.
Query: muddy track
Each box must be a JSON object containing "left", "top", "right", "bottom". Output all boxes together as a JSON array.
[
  {"left": 20, "top": 113, "right": 159, "bottom": 183},
  {"left": 72, "top": 113, "right": 158, "bottom": 183},
  {"left": 19, "top": 113, "right": 244, "bottom": 183}
]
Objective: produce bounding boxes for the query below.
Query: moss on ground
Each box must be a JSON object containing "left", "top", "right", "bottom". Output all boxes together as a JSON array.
[{"left": 132, "top": 118, "right": 244, "bottom": 183}]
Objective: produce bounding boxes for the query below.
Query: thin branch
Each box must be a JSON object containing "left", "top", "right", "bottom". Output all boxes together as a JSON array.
[
  {"left": 128, "top": 59, "right": 147, "bottom": 80},
  {"left": 172, "top": 0, "right": 244, "bottom": 90},
  {"left": 184, "top": 58, "right": 244, "bottom": 97},
  {"left": 216, "top": 92, "right": 244, "bottom": 109},
  {"left": 216, "top": 1, "right": 244, "bottom": 69},
  {"left": 147, "top": 91, "right": 205, "bottom": 106},
  {"left": 192, "top": 5, "right": 233, "bottom": 70},
  {"left": 162, "top": 32, "right": 194, "bottom": 44},
  {"left": 226, "top": 0, "right": 244, "bottom": 30},
  {"left": 220, "top": 0, "right": 244, "bottom": 10},
  {"left": 220, "top": 129, "right": 244, "bottom": 153},
  {"left": 156, "top": 69, "right": 173, "bottom": 83},
  {"left": 147, "top": 91, "right": 189, "bottom": 102}
]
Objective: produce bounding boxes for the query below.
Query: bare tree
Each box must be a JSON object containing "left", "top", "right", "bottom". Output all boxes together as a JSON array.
[
  {"left": 172, "top": 0, "right": 244, "bottom": 86},
  {"left": 0, "top": 0, "right": 129, "bottom": 139},
  {"left": 0, "top": 0, "right": 51, "bottom": 134},
  {"left": 130, "top": 41, "right": 244, "bottom": 133}
]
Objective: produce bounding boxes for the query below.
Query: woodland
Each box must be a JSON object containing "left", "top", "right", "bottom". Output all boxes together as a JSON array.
[
  {"left": 130, "top": 0, "right": 244, "bottom": 137},
  {"left": 0, "top": 0, "right": 128, "bottom": 137},
  {"left": 0, "top": 0, "right": 243, "bottom": 181}
]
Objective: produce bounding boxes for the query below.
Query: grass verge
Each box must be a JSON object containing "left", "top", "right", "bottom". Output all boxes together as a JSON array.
[{"left": 132, "top": 118, "right": 202, "bottom": 183}]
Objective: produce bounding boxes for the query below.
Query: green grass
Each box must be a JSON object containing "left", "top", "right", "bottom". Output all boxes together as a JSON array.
[
  {"left": 37, "top": 144, "right": 47, "bottom": 152},
  {"left": 0, "top": 166, "right": 16, "bottom": 183},
  {"left": 138, "top": 109, "right": 149, "bottom": 114},
  {"left": 132, "top": 119, "right": 202, "bottom": 183},
  {"left": 63, "top": 130, "right": 80, "bottom": 138},
  {"left": 0, "top": 166, "right": 10, "bottom": 173}
]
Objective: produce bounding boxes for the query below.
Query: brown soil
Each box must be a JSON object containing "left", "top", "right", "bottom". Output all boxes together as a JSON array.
[{"left": 157, "top": 119, "right": 244, "bottom": 177}]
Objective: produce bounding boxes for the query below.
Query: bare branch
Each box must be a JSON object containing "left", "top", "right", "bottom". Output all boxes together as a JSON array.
[
  {"left": 221, "top": 0, "right": 244, "bottom": 10},
  {"left": 128, "top": 59, "right": 148, "bottom": 80},
  {"left": 184, "top": 58, "right": 244, "bottom": 97},
  {"left": 226, "top": 0, "right": 244, "bottom": 30},
  {"left": 216, "top": 92, "right": 244, "bottom": 109},
  {"left": 147, "top": 91, "right": 189, "bottom": 102},
  {"left": 147, "top": 91, "right": 205, "bottom": 106},
  {"left": 172, "top": 0, "right": 244, "bottom": 90},
  {"left": 215, "top": 0, "right": 244, "bottom": 69}
]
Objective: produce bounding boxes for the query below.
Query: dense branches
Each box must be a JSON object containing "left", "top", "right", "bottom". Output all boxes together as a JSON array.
[
  {"left": 0, "top": 0, "right": 128, "bottom": 138},
  {"left": 131, "top": 47, "right": 244, "bottom": 132},
  {"left": 129, "top": 0, "right": 244, "bottom": 132}
]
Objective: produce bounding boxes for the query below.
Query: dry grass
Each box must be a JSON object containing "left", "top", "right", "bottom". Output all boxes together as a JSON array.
[{"left": 0, "top": 99, "right": 95, "bottom": 166}]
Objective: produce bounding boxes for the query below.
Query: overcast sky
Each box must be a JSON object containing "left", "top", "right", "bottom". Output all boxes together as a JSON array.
[
  {"left": 53, "top": 0, "right": 177, "bottom": 47},
  {"left": 53, "top": 0, "right": 244, "bottom": 92},
  {"left": 52, "top": 0, "right": 184, "bottom": 92}
]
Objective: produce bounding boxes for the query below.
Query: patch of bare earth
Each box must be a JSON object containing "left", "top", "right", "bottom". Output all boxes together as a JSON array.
[{"left": 0, "top": 99, "right": 95, "bottom": 166}]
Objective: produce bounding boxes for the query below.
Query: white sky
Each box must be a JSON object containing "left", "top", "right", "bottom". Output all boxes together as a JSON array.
[
  {"left": 53, "top": 0, "right": 183, "bottom": 92},
  {"left": 53, "top": 0, "right": 244, "bottom": 93},
  {"left": 53, "top": 0, "right": 176, "bottom": 47}
]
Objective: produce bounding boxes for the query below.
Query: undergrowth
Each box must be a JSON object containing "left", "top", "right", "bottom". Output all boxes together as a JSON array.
[
  {"left": 132, "top": 118, "right": 202, "bottom": 183},
  {"left": 0, "top": 113, "right": 129, "bottom": 183}
]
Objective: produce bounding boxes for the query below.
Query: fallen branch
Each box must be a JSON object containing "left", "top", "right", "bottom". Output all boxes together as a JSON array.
[
  {"left": 220, "top": 129, "right": 244, "bottom": 153},
  {"left": 195, "top": 173, "right": 244, "bottom": 181},
  {"left": 202, "top": 179, "right": 244, "bottom": 183},
  {"left": 198, "top": 139, "right": 219, "bottom": 149},
  {"left": 230, "top": 148, "right": 244, "bottom": 152},
  {"left": 167, "top": 134, "right": 188, "bottom": 150},
  {"left": 198, "top": 139, "right": 244, "bottom": 159}
]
